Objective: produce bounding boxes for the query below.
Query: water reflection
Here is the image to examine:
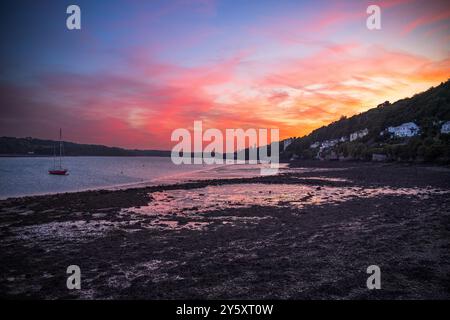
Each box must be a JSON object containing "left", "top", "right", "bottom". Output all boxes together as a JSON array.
[{"left": 123, "top": 183, "right": 449, "bottom": 230}]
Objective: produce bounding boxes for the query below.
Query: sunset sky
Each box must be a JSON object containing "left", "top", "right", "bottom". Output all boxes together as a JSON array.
[{"left": 1, "top": 0, "right": 449, "bottom": 149}]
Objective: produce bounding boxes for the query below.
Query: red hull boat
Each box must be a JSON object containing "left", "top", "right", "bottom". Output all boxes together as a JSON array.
[
  {"left": 49, "top": 128, "right": 69, "bottom": 176},
  {"left": 48, "top": 169, "right": 68, "bottom": 175}
]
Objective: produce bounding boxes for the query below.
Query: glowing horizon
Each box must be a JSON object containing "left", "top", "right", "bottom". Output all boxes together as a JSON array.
[{"left": 1, "top": 0, "right": 449, "bottom": 149}]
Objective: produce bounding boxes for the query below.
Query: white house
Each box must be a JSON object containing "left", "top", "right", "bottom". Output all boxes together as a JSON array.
[
  {"left": 387, "top": 122, "right": 419, "bottom": 137},
  {"left": 350, "top": 128, "right": 369, "bottom": 142},
  {"left": 441, "top": 121, "right": 450, "bottom": 134},
  {"left": 320, "top": 139, "right": 338, "bottom": 149},
  {"left": 310, "top": 141, "right": 320, "bottom": 149}
]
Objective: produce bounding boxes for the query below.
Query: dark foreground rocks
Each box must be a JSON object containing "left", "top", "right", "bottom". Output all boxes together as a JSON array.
[{"left": 0, "top": 162, "right": 449, "bottom": 299}]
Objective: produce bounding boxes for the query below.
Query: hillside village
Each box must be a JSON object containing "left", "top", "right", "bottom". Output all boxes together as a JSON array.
[{"left": 282, "top": 80, "right": 450, "bottom": 164}]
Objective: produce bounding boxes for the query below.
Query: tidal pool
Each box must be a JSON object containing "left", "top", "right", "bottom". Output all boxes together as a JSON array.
[{"left": 121, "top": 183, "right": 449, "bottom": 230}]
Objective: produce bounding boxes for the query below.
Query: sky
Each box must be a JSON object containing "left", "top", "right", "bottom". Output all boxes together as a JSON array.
[{"left": 0, "top": 0, "right": 449, "bottom": 149}]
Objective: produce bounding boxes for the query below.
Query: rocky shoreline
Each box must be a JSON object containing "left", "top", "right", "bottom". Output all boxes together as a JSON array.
[{"left": 1, "top": 161, "right": 449, "bottom": 299}]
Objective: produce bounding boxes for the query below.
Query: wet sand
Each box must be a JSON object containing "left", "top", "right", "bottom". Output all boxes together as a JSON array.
[{"left": 1, "top": 161, "right": 449, "bottom": 299}]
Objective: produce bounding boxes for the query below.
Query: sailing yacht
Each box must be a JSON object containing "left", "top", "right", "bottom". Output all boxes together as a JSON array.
[{"left": 49, "top": 128, "right": 68, "bottom": 175}]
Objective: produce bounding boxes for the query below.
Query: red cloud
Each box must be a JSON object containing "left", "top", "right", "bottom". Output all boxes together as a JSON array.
[{"left": 1, "top": 0, "right": 449, "bottom": 149}]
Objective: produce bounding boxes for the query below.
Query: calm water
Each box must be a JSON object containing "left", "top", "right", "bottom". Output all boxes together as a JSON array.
[
  {"left": 0, "top": 157, "right": 211, "bottom": 199},
  {"left": 0, "top": 156, "right": 276, "bottom": 199}
]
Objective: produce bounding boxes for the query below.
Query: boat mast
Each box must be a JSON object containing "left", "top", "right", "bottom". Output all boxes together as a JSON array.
[
  {"left": 53, "top": 144, "right": 56, "bottom": 168},
  {"left": 59, "top": 128, "right": 62, "bottom": 168}
]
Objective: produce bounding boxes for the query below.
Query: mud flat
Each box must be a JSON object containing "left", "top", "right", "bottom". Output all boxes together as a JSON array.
[{"left": 1, "top": 162, "right": 449, "bottom": 299}]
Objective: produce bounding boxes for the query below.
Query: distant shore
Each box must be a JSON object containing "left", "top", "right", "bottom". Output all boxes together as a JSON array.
[
  {"left": 1, "top": 161, "right": 449, "bottom": 299},
  {"left": 0, "top": 154, "right": 171, "bottom": 158}
]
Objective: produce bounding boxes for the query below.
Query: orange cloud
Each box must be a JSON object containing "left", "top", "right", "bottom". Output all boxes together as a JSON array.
[
  {"left": 1, "top": 0, "right": 450, "bottom": 149},
  {"left": 2, "top": 42, "right": 448, "bottom": 149}
]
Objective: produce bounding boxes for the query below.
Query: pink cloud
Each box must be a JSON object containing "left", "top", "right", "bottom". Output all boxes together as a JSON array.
[
  {"left": 402, "top": 8, "right": 450, "bottom": 35},
  {"left": 1, "top": 0, "right": 450, "bottom": 148}
]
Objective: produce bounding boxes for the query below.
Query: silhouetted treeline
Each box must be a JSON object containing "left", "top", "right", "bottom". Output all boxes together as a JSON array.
[
  {"left": 285, "top": 80, "right": 450, "bottom": 163},
  {"left": 0, "top": 137, "right": 171, "bottom": 157}
]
